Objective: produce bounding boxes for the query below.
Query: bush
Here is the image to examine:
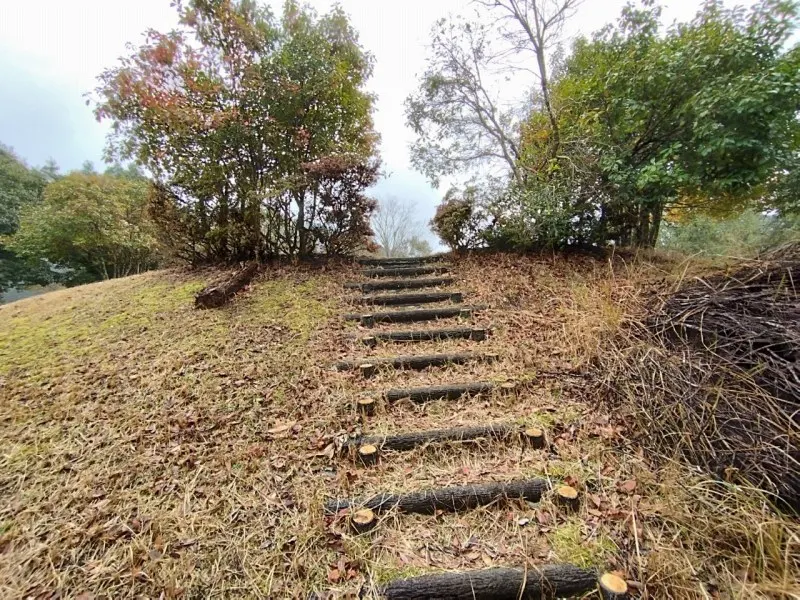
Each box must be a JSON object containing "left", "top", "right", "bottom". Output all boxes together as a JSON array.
[{"left": 430, "top": 188, "right": 485, "bottom": 250}]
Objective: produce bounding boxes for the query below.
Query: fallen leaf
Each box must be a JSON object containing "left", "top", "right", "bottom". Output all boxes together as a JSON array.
[
  {"left": 327, "top": 568, "right": 340, "bottom": 583},
  {"left": 618, "top": 479, "right": 637, "bottom": 494}
]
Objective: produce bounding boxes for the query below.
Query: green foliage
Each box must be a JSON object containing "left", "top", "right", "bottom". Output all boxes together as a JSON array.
[
  {"left": 94, "top": 0, "right": 379, "bottom": 263},
  {"left": 0, "top": 145, "right": 55, "bottom": 293},
  {"left": 554, "top": 0, "right": 800, "bottom": 246},
  {"left": 430, "top": 188, "right": 486, "bottom": 251},
  {"left": 8, "top": 173, "right": 160, "bottom": 283},
  {"left": 659, "top": 211, "right": 800, "bottom": 257},
  {"left": 0, "top": 145, "right": 46, "bottom": 236}
]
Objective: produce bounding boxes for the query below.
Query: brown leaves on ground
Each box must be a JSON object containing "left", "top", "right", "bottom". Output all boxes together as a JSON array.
[{"left": 0, "top": 253, "right": 797, "bottom": 599}]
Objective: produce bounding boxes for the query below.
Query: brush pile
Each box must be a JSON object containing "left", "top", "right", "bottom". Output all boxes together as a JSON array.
[{"left": 596, "top": 243, "right": 800, "bottom": 511}]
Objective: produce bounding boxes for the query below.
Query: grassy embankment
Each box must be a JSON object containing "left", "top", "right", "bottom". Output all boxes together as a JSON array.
[{"left": 0, "top": 254, "right": 796, "bottom": 598}]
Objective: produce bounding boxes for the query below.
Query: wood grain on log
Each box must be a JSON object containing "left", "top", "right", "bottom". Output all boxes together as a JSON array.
[
  {"left": 362, "top": 327, "right": 486, "bottom": 346},
  {"left": 384, "top": 382, "right": 496, "bottom": 403},
  {"left": 599, "top": 573, "right": 629, "bottom": 599},
  {"left": 347, "top": 423, "right": 517, "bottom": 453},
  {"left": 362, "top": 266, "right": 449, "bottom": 278},
  {"left": 382, "top": 565, "right": 597, "bottom": 600},
  {"left": 355, "top": 292, "right": 463, "bottom": 306},
  {"left": 344, "top": 277, "right": 454, "bottom": 292},
  {"left": 324, "top": 478, "right": 548, "bottom": 515},
  {"left": 194, "top": 262, "right": 258, "bottom": 309},
  {"left": 335, "top": 352, "right": 494, "bottom": 373}
]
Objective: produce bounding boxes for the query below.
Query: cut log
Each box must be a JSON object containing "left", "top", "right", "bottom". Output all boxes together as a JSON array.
[
  {"left": 362, "top": 266, "right": 449, "bottom": 278},
  {"left": 335, "top": 352, "right": 494, "bottom": 373},
  {"left": 347, "top": 423, "right": 517, "bottom": 453},
  {"left": 555, "top": 485, "right": 580, "bottom": 511},
  {"left": 357, "top": 397, "right": 377, "bottom": 416},
  {"left": 357, "top": 444, "right": 379, "bottom": 466},
  {"left": 382, "top": 565, "right": 597, "bottom": 600},
  {"left": 384, "top": 382, "right": 496, "bottom": 404},
  {"left": 194, "top": 262, "right": 258, "bottom": 309},
  {"left": 360, "top": 363, "right": 377, "bottom": 379},
  {"left": 522, "top": 427, "right": 546, "bottom": 450},
  {"left": 324, "top": 478, "right": 548, "bottom": 515},
  {"left": 344, "top": 277, "right": 454, "bottom": 292},
  {"left": 599, "top": 573, "right": 629, "bottom": 599},
  {"left": 362, "top": 327, "right": 486, "bottom": 346},
  {"left": 355, "top": 292, "right": 463, "bottom": 306},
  {"left": 357, "top": 255, "right": 445, "bottom": 266},
  {"left": 350, "top": 508, "right": 378, "bottom": 534},
  {"left": 344, "top": 306, "right": 481, "bottom": 326}
]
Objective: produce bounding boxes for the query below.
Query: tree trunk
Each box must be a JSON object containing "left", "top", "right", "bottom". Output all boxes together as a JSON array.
[
  {"left": 382, "top": 565, "right": 597, "bottom": 600},
  {"left": 195, "top": 262, "right": 259, "bottom": 309}
]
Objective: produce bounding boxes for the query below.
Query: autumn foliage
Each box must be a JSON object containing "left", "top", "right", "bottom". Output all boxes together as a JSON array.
[{"left": 94, "top": 0, "right": 380, "bottom": 263}]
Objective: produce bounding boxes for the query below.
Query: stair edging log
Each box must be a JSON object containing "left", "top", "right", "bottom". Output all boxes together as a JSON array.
[
  {"left": 362, "top": 266, "right": 449, "bottom": 278},
  {"left": 346, "top": 423, "right": 518, "bottom": 453},
  {"left": 384, "top": 381, "right": 498, "bottom": 403},
  {"left": 355, "top": 291, "right": 463, "bottom": 306},
  {"left": 335, "top": 352, "right": 496, "bottom": 373},
  {"left": 381, "top": 565, "right": 597, "bottom": 600},
  {"left": 362, "top": 327, "right": 487, "bottom": 346},
  {"left": 324, "top": 478, "right": 547, "bottom": 515},
  {"left": 344, "top": 277, "right": 455, "bottom": 292}
]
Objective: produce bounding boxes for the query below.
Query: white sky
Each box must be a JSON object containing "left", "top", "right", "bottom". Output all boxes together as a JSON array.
[{"left": 0, "top": 0, "right": 760, "bottom": 236}]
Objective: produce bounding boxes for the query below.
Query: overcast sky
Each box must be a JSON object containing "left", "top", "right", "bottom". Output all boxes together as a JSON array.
[{"left": 0, "top": 0, "right": 758, "bottom": 239}]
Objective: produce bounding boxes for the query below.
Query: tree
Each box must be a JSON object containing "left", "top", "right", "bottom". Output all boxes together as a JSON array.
[
  {"left": 474, "top": 0, "right": 582, "bottom": 158},
  {"left": 517, "top": 0, "right": 800, "bottom": 247},
  {"left": 0, "top": 145, "right": 51, "bottom": 293},
  {"left": 8, "top": 173, "right": 160, "bottom": 283},
  {"left": 371, "top": 197, "right": 422, "bottom": 257},
  {"left": 408, "top": 236, "right": 433, "bottom": 257},
  {"left": 430, "top": 187, "right": 488, "bottom": 251},
  {"left": 405, "top": 17, "right": 523, "bottom": 186},
  {"left": 94, "top": 0, "right": 379, "bottom": 263}
]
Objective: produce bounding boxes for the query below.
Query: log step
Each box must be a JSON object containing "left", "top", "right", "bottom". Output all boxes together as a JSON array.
[
  {"left": 355, "top": 291, "right": 463, "bottom": 306},
  {"left": 384, "top": 381, "right": 500, "bottom": 403},
  {"left": 362, "top": 266, "right": 450, "bottom": 278},
  {"left": 344, "top": 306, "right": 482, "bottom": 326},
  {"left": 356, "top": 255, "right": 445, "bottom": 266},
  {"left": 362, "top": 327, "right": 487, "bottom": 346},
  {"left": 324, "top": 478, "right": 547, "bottom": 515},
  {"left": 344, "top": 277, "right": 454, "bottom": 292},
  {"left": 382, "top": 565, "right": 597, "bottom": 600},
  {"left": 335, "top": 352, "right": 496, "bottom": 374},
  {"left": 347, "top": 423, "right": 517, "bottom": 453}
]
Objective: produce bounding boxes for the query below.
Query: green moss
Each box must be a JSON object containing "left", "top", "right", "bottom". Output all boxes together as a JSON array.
[
  {"left": 548, "top": 519, "right": 617, "bottom": 568},
  {"left": 248, "top": 279, "right": 333, "bottom": 338},
  {"left": 371, "top": 564, "right": 429, "bottom": 585}
]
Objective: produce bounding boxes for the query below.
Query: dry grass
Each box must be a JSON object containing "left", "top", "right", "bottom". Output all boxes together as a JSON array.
[{"left": 0, "top": 252, "right": 797, "bottom": 599}]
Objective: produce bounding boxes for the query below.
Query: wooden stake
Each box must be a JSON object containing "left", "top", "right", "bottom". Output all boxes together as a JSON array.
[
  {"left": 360, "top": 363, "right": 376, "bottom": 379},
  {"left": 361, "top": 314, "right": 375, "bottom": 328},
  {"left": 599, "top": 573, "right": 629, "bottom": 599},
  {"left": 555, "top": 485, "right": 580, "bottom": 511},
  {"left": 357, "top": 444, "right": 379, "bottom": 466},
  {"left": 522, "top": 427, "right": 546, "bottom": 449},
  {"left": 350, "top": 508, "right": 377, "bottom": 534},
  {"left": 357, "top": 397, "right": 376, "bottom": 416},
  {"left": 362, "top": 336, "right": 377, "bottom": 348}
]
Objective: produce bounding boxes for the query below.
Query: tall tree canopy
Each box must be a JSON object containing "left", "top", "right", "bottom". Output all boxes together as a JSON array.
[
  {"left": 8, "top": 173, "right": 160, "bottom": 284},
  {"left": 519, "top": 0, "right": 800, "bottom": 247},
  {"left": 94, "top": 0, "right": 380, "bottom": 263}
]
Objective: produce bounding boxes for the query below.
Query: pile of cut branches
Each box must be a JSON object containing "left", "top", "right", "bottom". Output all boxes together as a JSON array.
[{"left": 595, "top": 243, "right": 800, "bottom": 511}]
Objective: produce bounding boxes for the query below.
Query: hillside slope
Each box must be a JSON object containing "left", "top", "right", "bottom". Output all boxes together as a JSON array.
[{"left": 0, "top": 256, "right": 796, "bottom": 599}]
